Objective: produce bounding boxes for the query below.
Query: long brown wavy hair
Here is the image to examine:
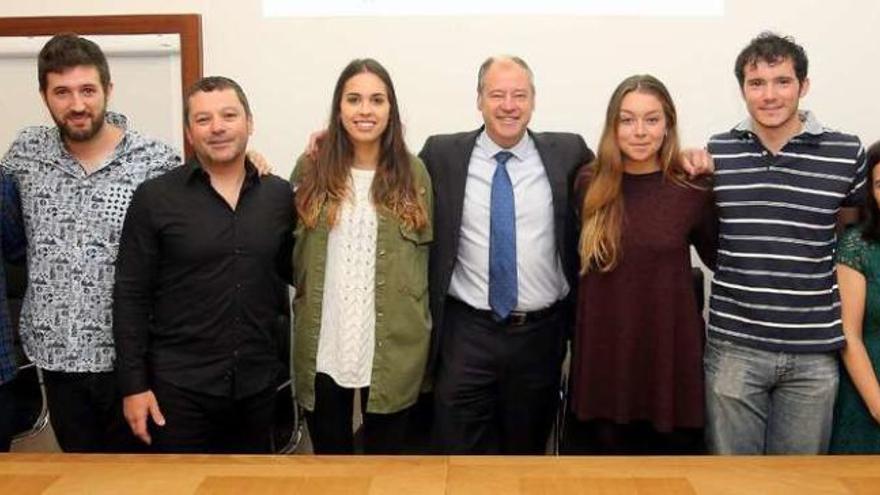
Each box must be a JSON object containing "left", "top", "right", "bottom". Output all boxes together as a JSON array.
[
  {"left": 295, "top": 58, "right": 427, "bottom": 231},
  {"left": 579, "top": 74, "right": 690, "bottom": 274}
]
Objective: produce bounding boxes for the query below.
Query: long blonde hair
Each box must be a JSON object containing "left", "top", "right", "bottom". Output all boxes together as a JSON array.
[{"left": 579, "top": 74, "right": 689, "bottom": 274}]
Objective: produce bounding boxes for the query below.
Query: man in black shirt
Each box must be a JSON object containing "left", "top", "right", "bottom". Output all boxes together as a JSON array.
[{"left": 113, "top": 76, "right": 295, "bottom": 453}]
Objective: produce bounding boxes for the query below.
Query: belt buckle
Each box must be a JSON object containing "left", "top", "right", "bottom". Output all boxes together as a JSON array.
[{"left": 507, "top": 311, "right": 528, "bottom": 326}]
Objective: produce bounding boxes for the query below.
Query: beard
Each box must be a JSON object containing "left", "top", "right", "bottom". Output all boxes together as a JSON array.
[{"left": 53, "top": 107, "right": 106, "bottom": 142}]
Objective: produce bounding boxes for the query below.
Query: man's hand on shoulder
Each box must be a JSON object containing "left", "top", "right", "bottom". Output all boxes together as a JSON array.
[
  {"left": 247, "top": 150, "right": 274, "bottom": 176},
  {"left": 305, "top": 129, "right": 328, "bottom": 161},
  {"left": 680, "top": 148, "right": 715, "bottom": 178}
]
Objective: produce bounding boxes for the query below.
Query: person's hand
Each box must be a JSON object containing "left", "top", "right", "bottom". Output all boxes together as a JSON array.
[
  {"left": 247, "top": 150, "right": 273, "bottom": 176},
  {"left": 305, "top": 129, "right": 328, "bottom": 161},
  {"left": 680, "top": 148, "right": 714, "bottom": 178},
  {"left": 123, "top": 390, "right": 166, "bottom": 445}
]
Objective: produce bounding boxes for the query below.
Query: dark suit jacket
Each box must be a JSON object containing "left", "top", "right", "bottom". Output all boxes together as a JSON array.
[{"left": 418, "top": 128, "right": 594, "bottom": 375}]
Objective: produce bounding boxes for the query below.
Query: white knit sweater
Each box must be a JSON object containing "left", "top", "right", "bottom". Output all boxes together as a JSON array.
[{"left": 315, "top": 168, "right": 378, "bottom": 388}]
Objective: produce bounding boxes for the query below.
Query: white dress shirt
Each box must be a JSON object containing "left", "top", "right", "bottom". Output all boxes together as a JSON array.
[{"left": 448, "top": 131, "right": 569, "bottom": 311}]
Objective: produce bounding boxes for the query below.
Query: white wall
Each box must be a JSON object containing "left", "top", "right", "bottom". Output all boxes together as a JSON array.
[
  {"left": 0, "top": 34, "right": 183, "bottom": 152},
  {"left": 1, "top": 0, "right": 878, "bottom": 180}
]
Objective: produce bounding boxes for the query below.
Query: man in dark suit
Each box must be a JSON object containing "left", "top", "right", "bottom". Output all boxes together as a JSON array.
[{"left": 421, "top": 56, "right": 593, "bottom": 454}]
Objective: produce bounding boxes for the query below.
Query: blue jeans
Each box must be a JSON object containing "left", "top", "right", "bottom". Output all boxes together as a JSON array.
[{"left": 703, "top": 337, "right": 838, "bottom": 454}]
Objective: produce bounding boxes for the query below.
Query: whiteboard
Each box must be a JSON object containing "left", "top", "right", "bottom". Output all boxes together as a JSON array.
[{"left": 0, "top": 34, "right": 183, "bottom": 155}]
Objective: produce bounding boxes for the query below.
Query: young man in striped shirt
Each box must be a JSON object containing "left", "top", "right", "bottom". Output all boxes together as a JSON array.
[{"left": 700, "top": 32, "right": 866, "bottom": 454}]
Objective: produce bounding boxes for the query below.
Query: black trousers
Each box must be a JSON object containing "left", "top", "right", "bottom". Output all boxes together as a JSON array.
[
  {"left": 42, "top": 370, "right": 141, "bottom": 453},
  {"left": 150, "top": 378, "right": 276, "bottom": 454},
  {"left": 0, "top": 380, "right": 14, "bottom": 451},
  {"left": 305, "top": 373, "right": 410, "bottom": 455},
  {"left": 432, "top": 298, "right": 566, "bottom": 454}
]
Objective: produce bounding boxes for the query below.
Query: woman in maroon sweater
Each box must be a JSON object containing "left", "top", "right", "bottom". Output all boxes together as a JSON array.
[{"left": 563, "top": 75, "right": 717, "bottom": 454}]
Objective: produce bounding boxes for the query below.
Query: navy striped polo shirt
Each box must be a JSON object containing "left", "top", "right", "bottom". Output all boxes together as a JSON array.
[{"left": 707, "top": 111, "right": 867, "bottom": 353}]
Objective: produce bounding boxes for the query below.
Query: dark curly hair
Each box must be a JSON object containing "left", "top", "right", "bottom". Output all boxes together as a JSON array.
[{"left": 735, "top": 32, "right": 808, "bottom": 88}]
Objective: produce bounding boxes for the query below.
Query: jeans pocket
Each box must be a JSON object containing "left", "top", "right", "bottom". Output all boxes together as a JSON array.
[
  {"left": 703, "top": 337, "right": 726, "bottom": 374},
  {"left": 704, "top": 339, "right": 755, "bottom": 399}
]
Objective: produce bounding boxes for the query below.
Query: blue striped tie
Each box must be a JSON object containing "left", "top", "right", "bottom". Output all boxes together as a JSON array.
[{"left": 489, "top": 150, "right": 517, "bottom": 319}]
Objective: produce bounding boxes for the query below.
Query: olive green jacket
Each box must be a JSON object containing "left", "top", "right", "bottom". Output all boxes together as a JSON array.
[{"left": 290, "top": 154, "right": 433, "bottom": 414}]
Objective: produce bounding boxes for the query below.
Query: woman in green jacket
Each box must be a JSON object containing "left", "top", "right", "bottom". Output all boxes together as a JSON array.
[{"left": 291, "top": 58, "right": 433, "bottom": 454}]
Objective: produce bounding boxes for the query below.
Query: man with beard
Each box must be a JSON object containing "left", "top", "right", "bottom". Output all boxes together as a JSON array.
[
  {"left": 0, "top": 33, "right": 180, "bottom": 452},
  {"left": 113, "top": 77, "right": 295, "bottom": 453}
]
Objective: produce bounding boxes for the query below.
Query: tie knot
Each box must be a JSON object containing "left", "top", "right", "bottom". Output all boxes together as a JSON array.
[{"left": 494, "top": 151, "right": 514, "bottom": 166}]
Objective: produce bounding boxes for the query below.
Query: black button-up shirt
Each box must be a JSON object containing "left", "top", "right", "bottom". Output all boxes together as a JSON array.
[{"left": 113, "top": 159, "right": 295, "bottom": 399}]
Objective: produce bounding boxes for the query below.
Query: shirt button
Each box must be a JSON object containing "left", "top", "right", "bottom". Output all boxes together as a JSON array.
[
  {"left": 379, "top": 250, "right": 386, "bottom": 257},
  {"left": 236, "top": 283, "right": 242, "bottom": 290},
  {"left": 377, "top": 312, "right": 384, "bottom": 318}
]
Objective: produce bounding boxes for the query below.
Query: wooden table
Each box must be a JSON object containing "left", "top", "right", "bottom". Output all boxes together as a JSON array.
[{"left": 0, "top": 453, "right": 878, "bottom": 494}]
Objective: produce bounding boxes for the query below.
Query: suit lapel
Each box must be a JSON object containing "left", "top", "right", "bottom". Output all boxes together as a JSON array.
[
  {"left": 445, "top": 129, "right": 482, "bottom": 252},
  {"left": 531, "top": 131, "right": 566, "bottom": 219}
]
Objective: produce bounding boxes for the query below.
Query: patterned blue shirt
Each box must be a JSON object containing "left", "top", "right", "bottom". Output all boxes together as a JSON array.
[
  {"left": 0, "top": 173, "right": 26, "bottom": 385},
  {"left": 1, "top": 112, "right": 181, "bottom": 372}
]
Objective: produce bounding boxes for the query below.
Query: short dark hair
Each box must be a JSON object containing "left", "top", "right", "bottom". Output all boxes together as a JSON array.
[
  {"left": 183, "top": 76, "right": 252, "bottom": 124},
  {"left": 734, "top": 32, "right": 808, "bottom": 88},
  {"left": 38, "top": 33, "right": 111, "bottom": 92}
]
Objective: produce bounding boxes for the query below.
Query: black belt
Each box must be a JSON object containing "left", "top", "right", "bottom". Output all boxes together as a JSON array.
[{"left": 447, "top": 297, "right": 562, "bottom": 327}]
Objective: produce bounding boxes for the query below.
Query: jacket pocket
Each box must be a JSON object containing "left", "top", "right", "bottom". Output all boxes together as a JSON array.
[{"left": 397, "top": 223, "right": 431, "bottom": 299}]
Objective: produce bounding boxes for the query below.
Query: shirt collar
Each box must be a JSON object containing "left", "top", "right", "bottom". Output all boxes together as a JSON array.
[
  {"left": 105, "top": 111, "right": 130, "bottom": 130},
  {"left": 185, "top": 156, "right": 259, "bottom": 184},
  {"left": 51, "top": 111, "right": 131, "bottom": 156},
  {"left": 476, "top": 129, "right": 533, "bottom": 162},
  {"left": 733, "top": 110, "right": 825, "bottom": 138}
]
